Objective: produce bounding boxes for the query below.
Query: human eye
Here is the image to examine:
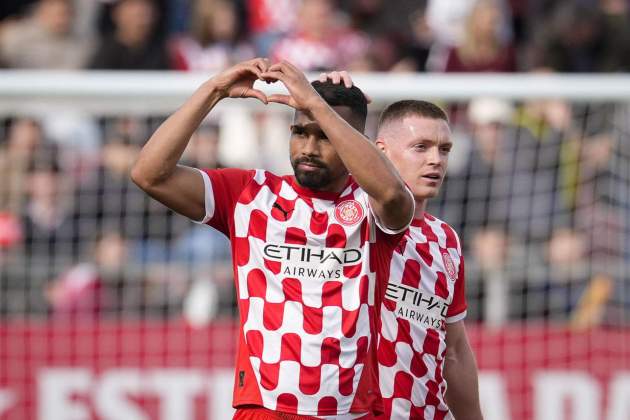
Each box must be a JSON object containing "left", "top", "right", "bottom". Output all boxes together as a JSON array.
[{"left": 291, "top": 126, "right": 306, "bottom": 137}]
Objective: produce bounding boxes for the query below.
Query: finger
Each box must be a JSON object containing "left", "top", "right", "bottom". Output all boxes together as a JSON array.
[
  {"left": 252, "top": 57, "right": 270, "bottom": 75},
  {"left": 364, "top": 93, "right": 373, "bottom": 104},
  {"left": 268, "top": 62, "right": 285, "bottom": 73},
  {"left": 244, "top": 88, "right": 268, "bottom": 104},
  {"left": 252, "top": 60, "right": 265, "bottom": 79},
  {"left": 330, "top": 71, "right": 341, "bottom": 85},
  {"left": 267, "top": 94, "right": 294, "bottom": 107},
  {"left": 339, "top": 71, "right": 353, "bottom": 88},
  {"left": 249, "top": 57, "right": 267, "bottom": 66},
  {"left": 262, "top": 57, "right": 271, "bottom": 72},
  {"left": 235, "top": 87, "right": 268, "bottom": 104},
  {"left": 245, "top": 62, "right": 265, "bottom": 80},
  {"left": 242, "top": 64, "right": 263, "bottom": 80},
  {"left": 260, "top": 70, "right": 285, "bottom": 83},
  {"left": 318, "top": 72, "right": 328, "bottom": 83}
]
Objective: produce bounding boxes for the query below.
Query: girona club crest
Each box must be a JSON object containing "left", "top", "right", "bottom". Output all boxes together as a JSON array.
[
  {"left": 442, "top": 251, "right": 457, "bottom": 281},
  {"left": 334, "top": 200, "right": 364, "bottom": 226}
]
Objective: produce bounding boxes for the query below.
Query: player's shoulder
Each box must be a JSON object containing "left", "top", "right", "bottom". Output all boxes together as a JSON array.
[
  {"left": 422, "top": 212, "right": 462, "bottom": 249},
  {"left": 215, "top": 168, "right": 284, "bottom": 185},
  {"left": 203, "top": 167, "right": 257, "bottom": 179},
  {"left": 241, "top": 169, "right": 294, "bottom": 195},
  {"left": 424, "top": 212, "right": 458, "bottom": 233},
  {"left": 203, "top": 168, "right": 281, "bottom": 196}
]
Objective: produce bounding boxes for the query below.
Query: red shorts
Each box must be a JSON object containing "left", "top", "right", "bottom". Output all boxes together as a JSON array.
[{"left": 233, "top": 407, "right": 321, "bottom": 420}]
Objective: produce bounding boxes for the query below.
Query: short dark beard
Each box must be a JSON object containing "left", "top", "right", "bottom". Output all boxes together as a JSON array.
[{"left": 291, "top": 157, "right": 332, "bottom": 190}]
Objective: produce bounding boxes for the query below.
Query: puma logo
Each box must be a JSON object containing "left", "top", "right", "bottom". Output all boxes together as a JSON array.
[{"left": 272, "top": 202, "right": 291, "bottom": 220}]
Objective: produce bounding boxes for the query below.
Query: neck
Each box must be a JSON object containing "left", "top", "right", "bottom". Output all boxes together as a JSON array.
[
  {"left": 320, "top": 175, "right": 350, "bottom": 194},
  {"left": 414, "top": 198, "right": 427, "bottom": 219},
  {"left": 296, "top": 173, "right": 349, "bottom": 194}
]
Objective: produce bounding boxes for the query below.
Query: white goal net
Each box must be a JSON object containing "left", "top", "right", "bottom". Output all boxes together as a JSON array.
[{"left": 0, "top": 72, "right": 628, "bottom": 420}]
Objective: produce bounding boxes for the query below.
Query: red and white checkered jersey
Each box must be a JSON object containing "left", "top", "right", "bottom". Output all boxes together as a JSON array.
[
  {"left": 197, "top": 168, "right": 408, "bottom": 417},
  {"left": 377, "top": 215, "right": 467, "bottom": 420}
]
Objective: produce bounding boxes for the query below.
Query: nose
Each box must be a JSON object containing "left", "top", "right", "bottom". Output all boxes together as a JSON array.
[
  {"left": 301, "top": 135, "right": 320, "bottom": 157},
  {"left": 428, "top": 146, "right": 441, "bottom": 166}
]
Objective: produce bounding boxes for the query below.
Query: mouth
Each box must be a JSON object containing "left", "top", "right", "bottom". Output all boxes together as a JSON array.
[
  {"left": 297, "top": 161, "right": 324, "bottom": 171},
  {"left": 422, "top": 173, "right": 441, "bottom": 181}
]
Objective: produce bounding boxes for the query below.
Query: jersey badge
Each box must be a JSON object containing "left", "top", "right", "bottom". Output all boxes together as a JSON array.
[
  {"left": 442, "top": 251, "right": 457, "bottom": 282},
  {"left": 334, "top": 200, "right": 364, "bottom": 226}
]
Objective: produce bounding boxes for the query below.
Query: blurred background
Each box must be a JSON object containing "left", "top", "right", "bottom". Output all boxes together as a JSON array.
[{"left": 0, "top": 0, "right": 629, "bottom": 419}]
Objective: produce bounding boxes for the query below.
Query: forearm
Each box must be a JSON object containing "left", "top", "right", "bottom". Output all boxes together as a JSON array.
[
  {"left": 444, "top": 344, "right": 484, "bottom": 420},
  {"left": 131, "top": 81, "right": 223, "bottom": 186},
  {"left": 309, "top": 100, "right": 408, "bottom": 205}
]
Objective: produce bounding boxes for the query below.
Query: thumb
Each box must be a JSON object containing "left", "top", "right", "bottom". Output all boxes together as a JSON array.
[
  {"left": 240, "top": 88, "right": 268, "bottom": 104},
  {"left": 267, "top": 94, "right": 294, "bottom": 107}
]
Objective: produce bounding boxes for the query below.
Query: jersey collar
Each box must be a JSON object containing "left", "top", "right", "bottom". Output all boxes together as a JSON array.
[{"left": 286, "top": 175, "right": 355, "bottom": 201}]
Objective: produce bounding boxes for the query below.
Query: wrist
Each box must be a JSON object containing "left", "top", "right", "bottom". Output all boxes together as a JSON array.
[
  {"left": 305, "top": 95, "right": 329, "bottom": 115},
  {"left": 199, "top": 80, "right": 225, "bottom": 106}
]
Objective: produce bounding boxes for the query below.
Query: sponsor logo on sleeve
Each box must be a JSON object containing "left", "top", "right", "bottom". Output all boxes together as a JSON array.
[{"left": 442, "top": 252, "right": 457, "bottom": 282}]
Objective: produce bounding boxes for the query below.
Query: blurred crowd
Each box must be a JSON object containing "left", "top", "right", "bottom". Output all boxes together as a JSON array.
[
  {"left": 0, "top": 101, "right": 627, "bottom": 327},
  {"left": 428, "top": 98, "right": 629, "bottom": 326},
  {"left": 1, "top": 0, "right": 630, "bottom": 73},
  {"left": 0, "top": 116, "right": 236, "bottom": 322},
  {"left": 0, "top": 0, "right": 628, "bottom": 327}
]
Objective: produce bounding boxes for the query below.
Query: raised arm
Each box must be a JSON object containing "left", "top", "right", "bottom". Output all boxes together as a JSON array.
[
  {"left": 444, "top": 321, "right": 484, "bottom": 420},
  {"left": 262, "top": 61, "right": 414, "bottom": 231},
  {"left": 130, "top": 58, "right": 270, "bottom": 221}
]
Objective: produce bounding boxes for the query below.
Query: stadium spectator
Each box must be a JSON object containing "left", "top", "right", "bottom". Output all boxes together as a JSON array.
[
  {"left": 524, "top": 1, "right": 630, "bottom": 72},
  {"left": 443, "top": 0, "right": 516, "bottom": 72},
  {"left": 390, "top": 8, "right": 434, "bottom": 72},
  {"left": 45, "top": 231, "right": 137, "bottom": 319},
  {"left": 179, "top": 122, "right": 224, "bottom": 169},
  {"left": 337, "top": 0, "right": 428, "bottom": 71},
  {"left": 0, "top": 120, "right": 47, "bottom": 314},
  {"left": 0, "top": 118, "right": 45, "bottom": 213},
  {"left": 1, "top": 0, "right": 628, "bottom": 75},
  {"left": 0, "top": 0, "right": 91, "bottom": 69},
  {"left": 0, "top": 0, "right": 38, "bottom": 22},
  {"left": 20, "top": 145, "right": 78, "bottom": 262},
  {"left": 131, "top": 58, "right": 414, "bottom": 417},
  {"left": 271, "top": 0, "right": 370, "bottom": 71},
  {"left": 170, "top": 0, "right": 255, "bottom": 71},
  {"left": 569, "top": 129, "right": 627, "bottom": 324},
  {"left": 339, "top": 0, "right": 420, "bottom": 37},
  {"left": 174, "top": 123, "right": 234, "bottom": 318},
  {"left": 424, "top": 0, "right": 477, "bottom": 48},
  {"left": 74, "top": 118, "right": 188, "bottom": 261},
  {"left": 73, "top": 119, "right": 144, "bottom": 239},
  {"left": 432, "top": 97, "right": 569, "bottom": 321},
  {"left": 247, "top": 0, "right": 299, "bottom": 56},
  {"left": 598, "top": 0, "right": 630, "bottom": 72},
  {"left": 88, "top": 0, "right": 171, "bottom": 70},
  {"left": 3, "top": 145, "right": 80, "bottom": 315}
]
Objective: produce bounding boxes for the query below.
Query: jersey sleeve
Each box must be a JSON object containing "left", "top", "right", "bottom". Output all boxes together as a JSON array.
[
  {"left": 365, "top": 185, "right": 415, "bottom": 238},
  {"left": 194, "top": 168, "right": 256, "bottom": 236},
  {"left": 446, "top": 254, "right": 467, "bottom": 323}
]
